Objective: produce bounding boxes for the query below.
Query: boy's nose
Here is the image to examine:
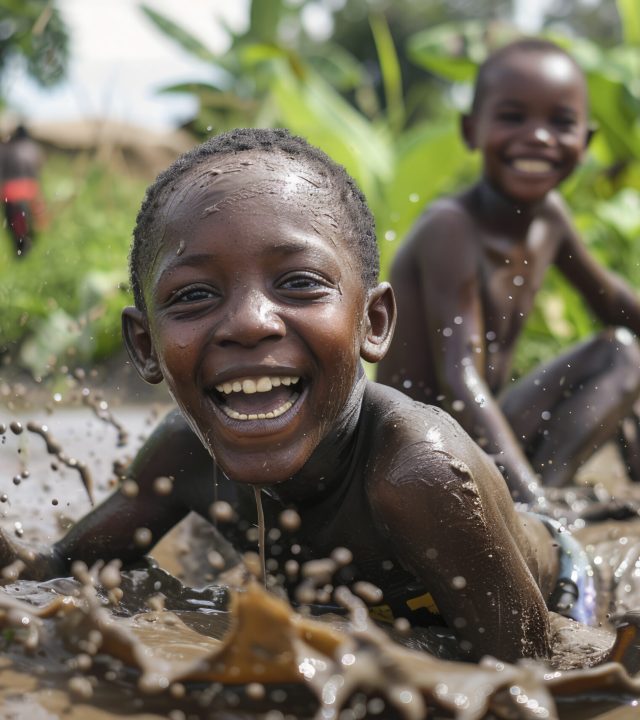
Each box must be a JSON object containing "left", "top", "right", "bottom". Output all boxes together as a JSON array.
[
  {"left": 214, "top": 289, "right": 286, "bottom": 347},
  {"left": 533, "top": 127, "right": 552, "bottom": 143},
  {"left": 526, "top": 125, "right": 554, "bottom": 146}
]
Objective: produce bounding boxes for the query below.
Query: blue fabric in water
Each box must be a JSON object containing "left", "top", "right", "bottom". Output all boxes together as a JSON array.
[{"left": 532, "top": 513, "right": 598, "bottom": 625}]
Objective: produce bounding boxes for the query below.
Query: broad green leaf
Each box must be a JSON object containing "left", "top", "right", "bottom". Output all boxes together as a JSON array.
[
  {"left": 407, "top": 22, "right": 488, "bottom": 83},
  {"left": 269, "top": 63, "right": 394, "bottom": 211},
  {"left": 586, "top": 71, "right": 640, "bottom": 160},
  {"left": 369, "top": 13, "right": 404, "bottom": 132},
  {"left": 379, "top": 121, "right": 472, "bottom": 275},
  {"left": 158, "top": 80, "right": 229, "bottom": 96},
  {"left": 594, "top": 188, "right": 640, "bottom": 238},
  {"left": 307, "top": 44, "right": 364, "bottom": 91},
  {"left": 617, "top": 0, "right": 640, "bottom": 46},
  {"left": 248, "top": 0, "right": 285, "bottom": 44},
  {"left": 140, "top": 5, "right": 218, "bottom": 63},
  {"left": 239, "top": 42, "right": 289, "bottom": 65}
]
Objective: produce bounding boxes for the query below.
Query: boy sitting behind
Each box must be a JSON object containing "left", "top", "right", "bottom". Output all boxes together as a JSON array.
[
  {"left": 378, "top": 39, "right": 640, "bottom": 504},
  {"left": 1, "top": 128, "right": 577, "bottom": 663}
]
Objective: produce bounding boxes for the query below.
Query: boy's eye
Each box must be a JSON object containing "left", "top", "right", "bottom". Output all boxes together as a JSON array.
[
  {"left": 279, "top": 272, "right": 332, "bottom": 293},
  {"left": 552, "top": 115, "right": 576, "bottom": 130},
  {"left": 173, "top": 287, "right": 217, "bottom": 303},
  {"left": 496, "top": 111, "right": 524, "bottom": 124}
]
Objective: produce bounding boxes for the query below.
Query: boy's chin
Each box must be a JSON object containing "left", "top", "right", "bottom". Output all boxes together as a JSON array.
[{"left": 208, "top": 450, "right": 306, "bottom": 488}]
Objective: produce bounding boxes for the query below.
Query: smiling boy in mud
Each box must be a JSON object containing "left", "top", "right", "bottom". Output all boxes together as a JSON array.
[
  {"left": 378, "top": 38, "right": 640, "bottom": 504},
  {"left": 0, "top": 128, "right": 595, "bottom": 664}
]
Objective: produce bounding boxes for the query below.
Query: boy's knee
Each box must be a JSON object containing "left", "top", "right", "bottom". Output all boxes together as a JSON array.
[
  {"left": 597, "top": 328, "right": 640, "bottom": 393},
  {"left": 601, "top": 327, "right": 640, "bottom": 367}
]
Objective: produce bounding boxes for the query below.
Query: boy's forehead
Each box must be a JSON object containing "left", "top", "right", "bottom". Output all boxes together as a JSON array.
[
  {"left": 162, "top": 151, "right": 332, "bottom": 228},
  {"left": 485, "top": 49, "right": 585, "bottom": 98},
  {"left": 149, "top": 150, "right": 354, "bottom": 270}
]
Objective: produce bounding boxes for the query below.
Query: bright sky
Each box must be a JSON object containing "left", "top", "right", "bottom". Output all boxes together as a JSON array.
[
  {"left": 4, "top": 0, "right": 553, "bottom": 131},
  {"left": 4, "top": 0, "right": 249, "bottom": 130}
]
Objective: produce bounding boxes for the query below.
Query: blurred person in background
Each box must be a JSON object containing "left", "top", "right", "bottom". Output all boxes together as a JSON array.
[{"left": 1, "top": 123, "right": 46, "bottom": 258}]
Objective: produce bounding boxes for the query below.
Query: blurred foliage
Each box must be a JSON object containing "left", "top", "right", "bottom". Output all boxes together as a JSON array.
[
  {"left": 3, "top": 0, "right": 640, "bottom": 382},
  {"left": 0, "top": 0, "right": 69, "bottom": 101},
  {"left": 0, "top": 154, "right": 143, "bottom": 376}
]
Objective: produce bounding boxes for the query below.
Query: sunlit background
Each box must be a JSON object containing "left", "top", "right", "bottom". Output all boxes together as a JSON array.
[{"left": 0, "top": 0, "right": 638, "bottom": 389}]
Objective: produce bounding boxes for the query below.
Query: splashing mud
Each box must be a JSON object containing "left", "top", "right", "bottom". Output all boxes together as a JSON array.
[{"left": 2, "top": 400, "right": 640, "bottom": 718}]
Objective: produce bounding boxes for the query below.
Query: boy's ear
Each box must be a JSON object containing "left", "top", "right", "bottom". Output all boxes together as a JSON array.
[
  {"left": 360, "top": 282, "right": 396, "bottom": 363},
  {"left": 460, "top": 114, "right": 476, "bottom": 150},
  {"left": 121, "top": 307, "right": 163, "bottom": 384},
  {"left": 585, "top": 123, "right": 597, "bottom": 148}
]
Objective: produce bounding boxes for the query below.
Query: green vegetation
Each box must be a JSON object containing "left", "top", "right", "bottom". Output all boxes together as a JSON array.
[
  {"left": 2, "top": 0, "right": 640, "bottom": 381},
  {"left": 0, "top": 154, "right": 144, "bottom": 376}
]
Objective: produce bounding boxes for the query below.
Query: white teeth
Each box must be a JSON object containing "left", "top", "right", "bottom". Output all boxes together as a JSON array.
[
  {"left": 256, "top": 377, "right": 272, "bottom": 392},
  {"left": 242, "top": 379, "right": 257, "bottom": 394},
  {"left": 221, "top": 394, "right": 299, "bottom": 421},
  {"left": 215, "top": 375, "right": 300, "bottom": 395},
  {"left": 512, "top": 158, "right": 553, "bottom": 173}
]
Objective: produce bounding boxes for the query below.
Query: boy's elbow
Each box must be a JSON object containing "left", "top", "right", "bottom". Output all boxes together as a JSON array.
[{"left": 468, "top": 609, "right": 551, "bottom": 663}]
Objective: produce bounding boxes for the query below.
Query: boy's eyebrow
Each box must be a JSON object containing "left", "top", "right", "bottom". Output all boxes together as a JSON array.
[
  {"left": 493, "top": 99, "right": 579, "bottom": 116},
  {"left": 157, "top": 239, "right": 331, "bottom": 277},
  {"left": 493, "top": 99, "right": 525, "bottom": 109}
]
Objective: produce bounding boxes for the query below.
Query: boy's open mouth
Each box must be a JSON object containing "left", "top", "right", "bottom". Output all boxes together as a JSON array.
[
  {"left": 211, "top": 375, "right": 302, "bottom": 421},
  {"left": 510, "top": 158, "right": 555, "bottom": 174}
]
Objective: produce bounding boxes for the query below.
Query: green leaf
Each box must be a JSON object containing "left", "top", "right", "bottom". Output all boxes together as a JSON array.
[
  {"left": 586, "top": 70, "right": 640, "bottom": 160},
  {"left": 140, "top": 5, "right": 218, "bottom": 63},
  {"left": 617, "top": 0, "right": 640, "bottom": 46},
  {"left": 157, "top": 80, "right": 228, "bottom": 96},
  {"left": 407, "top": 22, "right": 483, "bottom": 83},
  {"left": 369, "top": 12, "right": 405, "bottom": 132},
  {"left": 268, "top": 63, "right": 393, "bottom": 210},
  {"left": 307, "top": 44, "right": 364, "bottom": 91},
  {"left": 379, "top": 121, "right": 472, "bottom": 275},
  {"left": 247, "top": 0, "right": 285, "bottom": 44}
]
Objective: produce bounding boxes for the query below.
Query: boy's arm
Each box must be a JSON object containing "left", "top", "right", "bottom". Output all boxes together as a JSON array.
[
  {"left": 555, "top": 202, "right": 640, "bottom": 331},
  {"left": 0, "top": 409, "right": 206, "bottom": 580},
  {"left": 370, "top": 413, "right": 551, "bottom": 662},
  {"left": 414, "top": 209, "right": 542, "bottom": 504}
]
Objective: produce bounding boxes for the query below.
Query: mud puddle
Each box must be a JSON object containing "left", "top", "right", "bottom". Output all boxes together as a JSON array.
[{"left": 1, "top": 400, "right": 640, "bottom": 719}]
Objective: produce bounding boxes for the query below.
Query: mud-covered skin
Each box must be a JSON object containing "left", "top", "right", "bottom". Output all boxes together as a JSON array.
[
  {"left": 5, "top": 384, "right": 556, "bottom": 663},
  {"left": 377, "top": 44, "right": 640, "bottom": 498}
]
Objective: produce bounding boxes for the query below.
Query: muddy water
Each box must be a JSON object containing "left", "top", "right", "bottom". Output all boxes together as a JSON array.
[{"left": 2, "top": 401, "right": 640, "bottom": 719}]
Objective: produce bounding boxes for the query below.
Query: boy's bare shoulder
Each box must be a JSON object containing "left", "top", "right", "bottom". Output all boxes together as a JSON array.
[
  {"left": 363, "top": 381, "right": 484, "bottom": 490},
  {"left": 540, "top": 190, "right": 576, "bottom": 228},
  {"left": 393, "top": 193, "right": 479, "bottom": 278},
  {"left": 406, "top": 194, "right": 477, "bottom": 247}
]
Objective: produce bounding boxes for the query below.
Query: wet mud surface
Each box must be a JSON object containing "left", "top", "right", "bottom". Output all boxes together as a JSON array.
[{"left": 2, "top": 400, "right": 640, "bottom": 719}]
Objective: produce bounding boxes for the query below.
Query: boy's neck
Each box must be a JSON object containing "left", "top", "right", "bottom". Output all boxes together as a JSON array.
[
  {"left": 475, "top": 178, "right": 543, "bottom": 231},
  {"left": 264, "top": 370, "right": 367, "bottom": 506}
]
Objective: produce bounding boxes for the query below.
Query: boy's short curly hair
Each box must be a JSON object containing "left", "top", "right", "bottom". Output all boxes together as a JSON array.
[
  {"left": 470, "top": 38, "right": 586, "bottom": 115},
  {"left": 129, "top": 128, "right": 379, "bottom": 310}
]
